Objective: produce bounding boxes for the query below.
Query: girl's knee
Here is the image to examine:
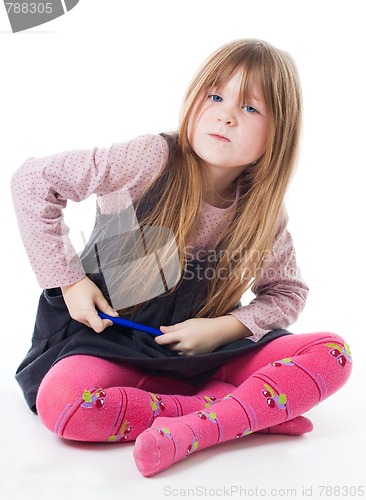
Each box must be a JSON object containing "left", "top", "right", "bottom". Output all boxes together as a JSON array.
[
  {"left": 324, "top": 331, "right": 349, "bottom": 346},
  {"left": 36, "top": 373, "right": 65, "bottom": 433},
  {"left": 295, "top": 331, "right": 351, "bottom": 358},
  {"left": 36, "top": 362, "right": 88, "bottom": 434},
  {"left": 310, "top": 332, "right": 353, "bottom": 398},
  {"left": 322, "top": 332, "right": 353, "bottom": 372},
  {"left": 273, "top": 331, "right": 353, "bottom": 401}
]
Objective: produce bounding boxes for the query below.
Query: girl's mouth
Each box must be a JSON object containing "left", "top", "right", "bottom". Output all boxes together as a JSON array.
[{"left": 209, "top": 133, "right": 230, "bottom": 142}]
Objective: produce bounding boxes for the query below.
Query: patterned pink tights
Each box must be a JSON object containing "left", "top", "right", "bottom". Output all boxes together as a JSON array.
[{"left": 36, "top": 332, "right": 352, "bottom": 476}]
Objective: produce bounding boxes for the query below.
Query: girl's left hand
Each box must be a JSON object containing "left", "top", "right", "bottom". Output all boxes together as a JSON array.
[{"left": 155, "top": 316, "right": 251, "bottom": 356}]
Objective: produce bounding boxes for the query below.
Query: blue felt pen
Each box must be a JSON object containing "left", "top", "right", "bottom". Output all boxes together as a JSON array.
[{"left": 98, "top": 312, "right": 163, "bottom": 336}]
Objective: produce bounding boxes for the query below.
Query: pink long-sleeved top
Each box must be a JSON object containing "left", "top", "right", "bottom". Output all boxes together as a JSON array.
[{"left": 11, "top": 134, "right": 309, "bottom": 342}]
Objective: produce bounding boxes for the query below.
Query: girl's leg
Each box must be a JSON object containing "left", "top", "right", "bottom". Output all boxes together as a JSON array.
[
  {"left": 133, "top": 332, "right": 352, "bottom": 476},
  {"left": 36, "top": 355, "right": 235, "bottom": 442}
]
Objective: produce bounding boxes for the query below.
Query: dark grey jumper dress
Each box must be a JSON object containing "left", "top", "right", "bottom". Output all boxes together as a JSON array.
[{"left": 15, "top": 137, "right": 291, "bottom": 414}]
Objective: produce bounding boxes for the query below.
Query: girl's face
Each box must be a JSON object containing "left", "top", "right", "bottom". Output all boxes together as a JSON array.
[{"left": 188, "top": 71, "right": 268, "bottom": 177}]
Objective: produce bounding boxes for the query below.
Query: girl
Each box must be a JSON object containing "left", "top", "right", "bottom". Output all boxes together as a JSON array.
[{"left": 11, "top": 39, "right": 352, "bottom": 477}]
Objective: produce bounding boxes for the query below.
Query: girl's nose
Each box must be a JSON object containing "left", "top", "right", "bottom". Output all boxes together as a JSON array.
[{"left": 217, "top": 107, "right": 237, "bottom": 126}]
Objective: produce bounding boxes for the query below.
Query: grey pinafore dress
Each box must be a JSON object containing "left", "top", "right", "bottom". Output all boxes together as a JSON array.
[{"left": 15, "top": 137, "right": 291, "bottom": 413}]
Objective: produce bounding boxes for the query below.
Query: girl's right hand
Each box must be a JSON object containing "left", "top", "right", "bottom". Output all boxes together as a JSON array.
[{"left": 61, "top": 276, "right": 119, "bottom": 333}]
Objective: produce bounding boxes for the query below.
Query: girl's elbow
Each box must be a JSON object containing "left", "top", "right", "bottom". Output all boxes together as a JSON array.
[{"left": 11, "top": 158, "right": 37, "bottom": 198}]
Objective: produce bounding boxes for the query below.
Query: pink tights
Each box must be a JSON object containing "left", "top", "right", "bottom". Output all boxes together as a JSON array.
[{"left": 36, "top": 332, "right": 352, "bottom": 476}]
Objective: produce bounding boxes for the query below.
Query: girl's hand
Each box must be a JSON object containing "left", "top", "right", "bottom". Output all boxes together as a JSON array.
[
  {"left": 61, "top": 276, "right": 119, "bottom": 333},
  {"left": 155, "top": 316, "right": 252, "bottom": 356}
]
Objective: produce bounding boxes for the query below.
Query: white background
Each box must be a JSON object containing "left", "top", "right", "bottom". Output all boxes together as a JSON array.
[{"left": 1, "top": 1, "right": 365, "bottom": 499}]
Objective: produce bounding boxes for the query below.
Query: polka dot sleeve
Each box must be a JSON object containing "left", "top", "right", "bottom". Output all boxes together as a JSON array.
[
  {"left": 11, "top": 134, "right": 169, "bottom": 289},
  {"left": 229, "top": 209, "right": 309, "bottom": 342}
]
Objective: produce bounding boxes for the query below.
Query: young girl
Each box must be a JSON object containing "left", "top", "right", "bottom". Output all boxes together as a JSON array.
[{"left": 11, "top": 39, "right": 352, "bottom": 477}]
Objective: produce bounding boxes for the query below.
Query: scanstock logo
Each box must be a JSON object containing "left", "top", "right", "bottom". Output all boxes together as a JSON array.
[{"left": 3, "top": 0, "right": 79, "bottom": 32}]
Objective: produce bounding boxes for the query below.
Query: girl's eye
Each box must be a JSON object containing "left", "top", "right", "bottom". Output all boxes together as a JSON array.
[
  {"left": 209, "top": 94, "right": 223, "bottom": 102},
  {"left": 243, "top": 105, "right": 257, "bottom": 114}
]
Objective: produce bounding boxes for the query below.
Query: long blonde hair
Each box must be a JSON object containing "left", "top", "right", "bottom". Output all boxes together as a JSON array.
[{"left": 130, "top": 39, "right": 302, "bottom": 318}]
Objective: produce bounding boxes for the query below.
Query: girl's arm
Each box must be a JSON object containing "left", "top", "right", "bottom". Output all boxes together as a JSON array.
[
  {"left": 11, "top": 135, "right": 168, "bottom": 332},
  {"left": 11, "top": 134, "right": 168, "bottom": 289}
]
